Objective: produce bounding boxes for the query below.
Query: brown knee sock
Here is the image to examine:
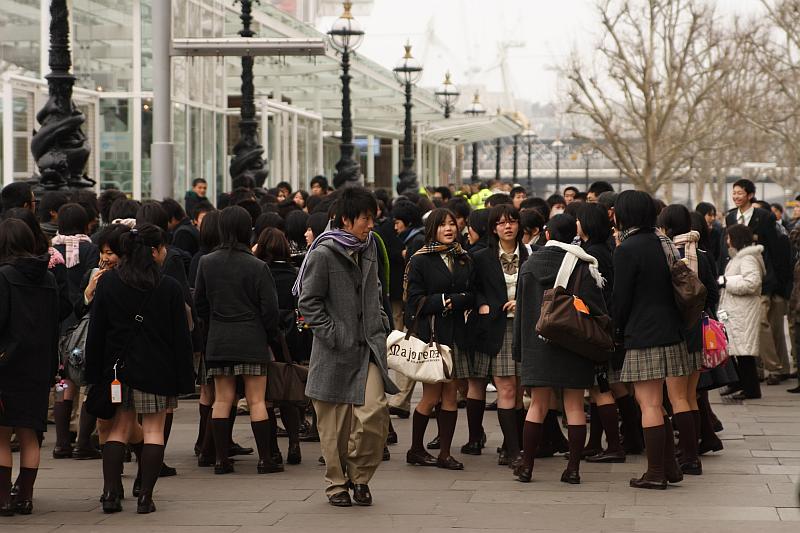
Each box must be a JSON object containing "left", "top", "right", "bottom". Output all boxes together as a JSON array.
[
  {"left": 674, "top": 412, "right": 699, "bottom": 463},
  {"left": 521, "top": 421, "right": 543, "bottom": 469},
  {"left": 251, "top": 420, "right": 275, "bottom": 465},
  {"left": 53, "top": 399, "right": 73, "bottom": 449},
  {"left": 0, "top": 466, "right": 11, "bottom": 505},
  {"left": 567, "top": 425, "right": 587, "bottom": 473},
  {"left": 101, "top": 441, "right": 126, "bottom": 494},
  {"left": 437, "top": 409, "right": 458, "bottom": 459},
  {"left": 139, "top": 444, "right": 164, "bottom": 497},
  {"left": 586, "top": 403, "right": 602, "bottom": 452},
  {"left": 641, "top": 425, "right": 666, "bottom": 481},
  {"left": 465, "top": 398, "right": 485, "bottom": 444},
  {"left": 597, "top": 404, "right": 622, "bottom": 453},
  {"left": 211, "top": 418, "right": 231, "bottom": 464},
  {"left": 196, "top": 404, "right": 211, "bottom": 450},
  {"left": 411, "top": 410, "right": 430, "bottom": 452},
  {"left": 497, "top": 408, "right": 521, "bottom": 458}
]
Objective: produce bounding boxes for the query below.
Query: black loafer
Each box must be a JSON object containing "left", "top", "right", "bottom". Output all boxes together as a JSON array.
[
  {"left": 515, "top": 465, "right": 532, "bottom": 483},
  {"left": 388, "top": 406, "right": 410, "bottom": 419},
  {"left": 136, "top": 493, "right": 156, "bottom": 514},
  {"left": 13, "top": 499, "right": 32, "bottom": 515},
  {"left": 0, "top": 500, "right": 14, "bottom": 516},
  {"left": 257, "top": 460, "right": 284, "bottom": 474},
  {"left": 132, "top": 477, "right": 142, "bottom": 498},
  {"left": 436, "top": 455, "right": 464, "bottom": 470},
  {"left": 629, "top": 475, "right": 666, "bottom": 490},
  {"left": 214, "top": 460, "right": 234, "bottom": 475},
  {"left": 406, "top": 448, "right": 437, "bottom": 466},
  {"left": 197, "top": 455, "right": 215, "bottom": 467},
  {"left": 72, "top": 446, "right": 102, "bottom": 460},
  {"left": 386, "top": 429, "right": 398, "bottom": 445},
  {"left": 560, "top": 469, "right": 580, "bottom": 484},
  {"left": 698, "top": 439, "right": 723, "bottom": 455},
  {"left": 287, "top": 443, "right": 302, "bottom": 465},
  {"left": 586, "top": 450, "right": 626, "bottom": 463},
  {"left": 159, "top": 463, "right": 177, "bottom": 477},
  {"left": 328, "top": 491, "right": 352, "bottom": 507},
  {"left": 460, "top": 441, "right": 482, "bottom": 455},
  {"left": 229, "top": 442, "right": 254, "bottom": 456},
  {"left": 426, "top": 436, "right": 440, "bottom": 450},
  {"left": 272, "top": 451, "right": 284, "bottom": 465},
  {"left": 497, "top": 448, "right": 509, "bottom": 466},
  {"left": 352, "top": 484, "right": 372, "bottom": 506},
  {"left": 52, "top": 446, "right": 73, "bottom": 459},
  {"left": 382, "top": 446, "right": 390, "bottom": 461},
  {"left": 679, "top": 459, "right": 702, "bottom": 475},
  {"left": 101, "top": 491, "right": 122, "bottom": 513}
]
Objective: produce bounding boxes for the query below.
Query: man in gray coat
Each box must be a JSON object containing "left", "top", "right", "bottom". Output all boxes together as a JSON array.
[{"left": 295, "top": 187, "right": 398, "bottom": 507}]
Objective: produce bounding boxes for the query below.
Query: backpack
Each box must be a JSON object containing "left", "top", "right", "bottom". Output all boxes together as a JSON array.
[{"left": 59, "top": 315, "right": 90, "bottom": 385}]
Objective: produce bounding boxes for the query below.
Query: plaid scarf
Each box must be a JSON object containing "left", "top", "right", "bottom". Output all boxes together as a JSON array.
[
  {"left": 402, "top": 241, "right": 467, "bottom": 302},
  {"left": 617, "top": 226, "right": 641, "bottom": 243},
  {"left": 51, "top": 234, "right": 91, "bottom": 268},
  {"left": 673, "top": 231, "right": 700, "bottom": 273}
]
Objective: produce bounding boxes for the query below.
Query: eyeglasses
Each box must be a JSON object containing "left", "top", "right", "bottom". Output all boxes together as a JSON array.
[{"left": 495, "top": 219, "right": 518, "bottom": 227}]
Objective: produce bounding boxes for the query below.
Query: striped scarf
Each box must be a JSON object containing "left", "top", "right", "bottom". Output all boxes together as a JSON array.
[{"left": 402, "top": 241, "right": 467, "bottom": 302}]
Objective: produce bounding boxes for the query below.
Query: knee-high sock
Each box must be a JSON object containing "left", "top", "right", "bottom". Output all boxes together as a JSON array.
[
  {"left": 437, "top": 409, "right": 458, "bottom": 458},
  {"left": 139, "top": 444, "right": 164, "bottom": 497},
  {"left": 497, "top": 408, "right": 521, "bottom": 458},
  {"left": 280, "top": 403, "right": 301, "bottom": 445},
  {"left": 616, "top": 395, "right": 643, "bottom": 452},
  {"left": 515, "top": 409, "right": 525, "bottom": 449},
  {"left": 521, "top": 421, "right": 543, "bottom": 470},
  {"left": 465, "top": 398, "right": 485, "bottom": 444},
  {"left": 130, "top": 440, "right": 144, "bottom": 483},
  {"left": 662, "top": 415, "right": 681, "bottom": 480},
  {"left": 597, "top": 404, "right": 623, "bottom": 453},
  {"left": 0, "top": 466, "right": 11, "bottom": 504},
  {"left": 411, "top": 410, "right": 430, "bottom": 452},
  {"left": 54, "top": 399, "right": 73, "bottom": 449},
  {"left": 697, "top": 393, "right": 722, "bottom": 445},
  {"left": 75, "top": 403, "right": 97, "bottom": 450},
  {"left": 544, "top": 410, "right": 568, "bottom": 450},
  {"left": 251, "top": 420, "right": 275, "bottom": 465},
  {"left": 674, "top": 411, "right": 699, "bottom": 463},
  {"left": 14, "top": 467, "right": 37, "bottom": 501},
  {"left": 567, "top": 424, "right": 587, "bottom": 473},
  {"left": 641, "top": 425, "right": 666, "bottom": 481},
  {"left": 228, "top": 405, "right": 237, "bottom": 445},
  {"left": 196, "top": 404, "right": 211, "bottom": 450},
  {"left": 163, "top": 412, "right": 173, "bottom": 449},
  {"left": 586, "top": 403, "right": 602, "bottom": 451},
  {"left": 211, "top": 418, "right": 231, "bottom": 464},
  {"left": 101, "top": 441, "right": 126, "bottom": 494},
  {"left": 200, "top": 415, "right": 215, "bottom": 459}
]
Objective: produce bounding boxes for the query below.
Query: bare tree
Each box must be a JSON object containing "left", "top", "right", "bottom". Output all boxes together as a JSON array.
[{"left": 563, "top": 0, "right": 734, "bottom": 194}]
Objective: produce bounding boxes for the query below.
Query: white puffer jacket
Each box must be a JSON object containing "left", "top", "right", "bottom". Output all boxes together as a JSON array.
[{"left": 719, "top": 245, "right": 765, "bottom": 356}]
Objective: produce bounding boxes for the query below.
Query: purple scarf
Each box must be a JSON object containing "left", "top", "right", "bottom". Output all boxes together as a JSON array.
[{"left": 291, "top": 229, "right": 374, "bottom": 296}]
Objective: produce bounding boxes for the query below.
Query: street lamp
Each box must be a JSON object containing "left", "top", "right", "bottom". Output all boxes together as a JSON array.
[
  {"left": 521, "top": 129, "right": 537, "bottom": 189},
  {"left": 434, "top": 71, "right": 460, "bottom": 119},
  {"left": 464, "top": 91, "right": 486, "bottom": 183},
  {"left": 551, "top": 138, "right": 565, "bottom": 193},
  {"left": 328, "top": 1, "right": 365, "bottom": 189},
  {"left": 230, "top": 0, "right": 269, "bottom": 189},
  {"left": 31, "top": 0, "right": 93, "bottom": 190},
  {"left": 393, "top": 41, "right": 423, "bottom": 195},
  {"left": 496, "top": 138, "right": 503, "bottom": 180},
  {"left": 581, "top": 146, "right": 597, "bottom": 191},
  {"left": 512, "top": 134, "right": 519, "bottom": 181}
]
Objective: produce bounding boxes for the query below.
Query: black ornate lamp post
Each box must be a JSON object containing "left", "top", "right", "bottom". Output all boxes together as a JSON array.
[
  {"left": 512, "top": 134, "right": 519, "bottom": 181},
  {"left": 393, "top": 42, "right": 423, "bottom": 195},
  {"left": 230, "top": 0, "right": 269, "bottom": 189},
  {"left": 328, "top": 1, "right": 365, "bottom": 189},
  {"left": 495, "top": 138, "right": 502, "bottom": 180},
  {"left": 551, "top": 138, "right": 565, "bottom": 193},
  {"left": 31, "top": 0, "right": 94, "bottom": 190},
  {"left": 434, "top": 72, "right": 460, "bottom": 119},
  {"left": 464, "top": 91, "right": 486, "bottom": 183},
  {"left": 521, "top": 129, "right": 536, "bottom": 189}
]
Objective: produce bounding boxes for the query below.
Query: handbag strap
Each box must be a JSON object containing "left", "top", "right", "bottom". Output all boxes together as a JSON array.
[{"left": 404, "top": 297, "right": 428, "bottom": 341}]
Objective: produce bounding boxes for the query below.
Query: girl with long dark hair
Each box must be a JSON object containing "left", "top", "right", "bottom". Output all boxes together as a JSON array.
[{"left": 85, "top": 224, "right": 194, "bottom": 513}]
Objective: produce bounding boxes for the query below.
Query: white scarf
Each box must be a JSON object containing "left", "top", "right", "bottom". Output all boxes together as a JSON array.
[{"left": 545, "top": 240, "right": 605, "bottom": 289}]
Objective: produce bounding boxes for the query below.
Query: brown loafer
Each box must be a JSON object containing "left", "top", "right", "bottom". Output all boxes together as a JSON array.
[
  {"left": 629, "top": 475, "right": 667, "bottom": 490},
  {"left": 406, "top": 448, "right": 437, "bottom": 466},
  {"left": 436, "top": 455, "right": 464, "bottom": 470}
]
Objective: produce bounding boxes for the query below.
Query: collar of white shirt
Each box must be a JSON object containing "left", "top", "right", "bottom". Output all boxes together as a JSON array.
[
  {"left": 737, "top": 206, "right": 754, "bottom": 225},
  {"left": 498, "top": 244, "right": 520, "bottom": 259}
]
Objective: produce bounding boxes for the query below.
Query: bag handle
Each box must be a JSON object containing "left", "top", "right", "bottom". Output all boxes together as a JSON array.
[{"left": 403, "top": 297, "right": 428, "bottom": 341}]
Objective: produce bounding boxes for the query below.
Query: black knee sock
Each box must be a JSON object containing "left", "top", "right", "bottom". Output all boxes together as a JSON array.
[
  {"left": 75, "top": 403, "right": 97, "bottom": 450},
  {"left": 411, "top": 410, "right": 430, "bottom": 452},
  {"left": 200, "top": 415, "right": 216, "bottom": 459},
  {"left": 497, "top": 408, "right": 521, "bottom": 458},
  {"left": 130, "top": 440, "right": 144, "bottom": 484},
  {"left": 697, "top": 393, "right": 721, "bottom": 444},
  {"left": 521, "top": 421, "right": 543, "bottom": 470},
  {"left": 280, "top": 403, "right": 301, "bottom": 445},
  {"left": 465, "top": 398, "right": 485, "bottom": 444},
  {"left": 139, "top": 444, "right": 164, "bottom": 497},
  {"left": 0, "top": 466, "right": 10, "bottom": 505},
  {"left": 616, "top": 394, "right": 643, "bottom": 452},
  {"left": 267, "top": 408, "right": 280, "bottom": 457},
  {"left": 567, "top": 425, "right": 587, "bottom": 473},
  {"left": 101, "top": 441, "right": 126, "bottom": 494},
  {"left": 54, "top": 399, "right": 73, "bottom": 449},
  {"left": 196, "top": 404, "right": 211, "bottom": 450},
  {"left": 228, "top": 405, "right": 237, "bottom": 445},
  {"left": 211, "top": 418, "right": 231, "bottom": 463},
  {"left": 515, "top": 409, "right": 525, "bottom": 449},
  {"left": 163, "top": 413, "right": 173, "bottom": 449},
  {"left": 545, "top": 410, "right": 568, "bottom": 450},
  {"left": 674, "top": 411, "right": 699, "bottom": 463},
  {"left": 642, "top": 425, "right": 666, "bottom": 481},
  {"left": 251, "top": 420, "right": 274, "bottom": 464},
  {"left": 586, "top": 403, "right": 602, "bottom": 452},
  {"left": 437, "top": 409, "right": 458, "bottom": 459},
  {"left": 597, "top": 404, "right": 622, "bottom": 453}
]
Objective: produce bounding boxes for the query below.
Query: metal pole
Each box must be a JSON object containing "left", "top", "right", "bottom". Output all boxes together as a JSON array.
[
  {"left": 397, "top": 81, "right": 418, "bottom": 195},
  {"left": 512, "top": 134, "right": 519, "bottom": 181},
  {"left": 585, "top": 155, "right": 590, "bottom": 190},
  {"left": 555, "top": 151, "right": 561, "bottom": 193},
  {"left": 495, "top": 138, "right": 501, "bottom": 180},
  {"left": 526, "top": 136, "right": 532, "bottom": 189},
  {"left": 151, "top": 0, "right": 173, "bottom": 200},
  {"left": 333, "top": 46, "right": 360, "bottom": 188},
  {"left": 471, "top": 141, "right": 479, "bottom": 183}
]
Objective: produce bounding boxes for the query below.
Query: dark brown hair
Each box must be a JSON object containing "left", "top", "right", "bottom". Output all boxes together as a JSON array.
[
  {"left": 254, "top": 227, "right": 291, "bottom": 264},
  {"left": 423, "top": 208, "right": 458, "bottom": 244},
  {"left": 727, "top": 224, "right": 755, "bottom": 251}
]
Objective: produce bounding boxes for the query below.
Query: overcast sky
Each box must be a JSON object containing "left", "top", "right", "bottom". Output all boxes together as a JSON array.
[{"left": 317, "top": 0, "right": 766, "bottom": 105}]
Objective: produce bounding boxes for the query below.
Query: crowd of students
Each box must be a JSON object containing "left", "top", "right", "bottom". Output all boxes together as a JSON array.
[{"left": 0, "top": 173, "right": 797, "bottom": 514}]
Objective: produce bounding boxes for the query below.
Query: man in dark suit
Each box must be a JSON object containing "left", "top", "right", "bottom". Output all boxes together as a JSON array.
[{"left": 723, "top": 179, "right": 793, "bottom": 391}]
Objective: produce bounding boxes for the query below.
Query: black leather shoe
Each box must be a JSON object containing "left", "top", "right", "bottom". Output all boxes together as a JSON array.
[
  {"left": 436, "top": 455, "right": 464, "bottom": 470},
  {"left": 197, "top": 455, "right": 215, "bottom": 467},
  {"left": 698, "top": 439, "right": 723, "bottom": 455},
  {"left": 387, "top": 428, "right": 398, "bottom": 445},
  {"left": 101, "top": 492, "right": 123, "bottom": 513},
  {"left": 497, "top": 448, "right": 509, "bottom": 466},
  {"left": 132, "top": 477, "right": 142, "bottom": 498},
  {"left": 680, "top": 459, "right": 703, "bottom": 475},
  {"left": 460, "top": 441, "right": 482, "bottom": 455},
  {"left": 515, "top": 464, "right": 533, "bottom": 483},
  {"left": 52, "top": 445, "right": 73, "bottom": 459},
  {"left": 136, "top": 493, "right": 156, "bottom": 514},
  {"left": 787, "top": 383, "right": 800, "bottom": 394},
  {"left": 159, "top": 463, "right": 177, "bottom": 477},
  {"left": 214, "top": 460, "right": 234, "bottom": 475},
  {"left": 560, "top": 469, "right": 581, "bottom": 484},
  {"left": 406, "top": 448, "right": 437, "bottom": 466},
  {"left": 509, "top": 453, "right": 524, "bottom": 471},
  {"left": 666, "top": 459, "right": 684, "bottom": 484},
  {"left": 719, "top": 384, "right": 741, "bottom": 396},
  {"left": 299, "top": 431, "right": 320, "bottom": 442},
  {"left": 629, "top": 475, "right": 667, "bottom": 490},
  {"left": 272, "top": 451, "right": 284, "bottom": 465},
  {"left": 257, "top": 460, "right": 284, "bottom": 474},
  {"left": 328, "top": 491, "right": 352, "bottom": 507},
  {"left": 13, "top": 499, "right": 32, "bottom": 515},
  {"left": 731, "top": 391, "right": 761, "bottom": 400},
  {"left": 586, "top": 450, "right": 626, "bottom": 463},
  {"left": 382, "top": 446, "right": 390, "bottom": 461},
  {"left": 426, "top": 436, "right": 440, "bottom": 450},
  {"left": 72, "top": 446, "right": 102, "bottom": 460},
  {"left": 287, "top": 443, "right": 302, "bottom": 465},
  {"left": 581, "top": 447, "right": 601, "bottom": 459},
  {"left": 388, "top": 406, "right": 410, "bottom": 419},
  {"left": 0, "top": 500, "right": 14, "bottom": 516},
  {"left": 228, "top": 442, "right": 254, "bottom": 456},
  {"left": 352, "top": 484, "right": 372, "bottom": 506}
]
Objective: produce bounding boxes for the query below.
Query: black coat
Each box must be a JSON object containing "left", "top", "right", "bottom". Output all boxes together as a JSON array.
[
  {"left": 612, "top": 230, "right": 684, "bottom": 349},
  {"left": 0, "top": 258, "right": 60, "bottom": 431},
  {"left": 399, "top": 227, "right": 425, "bottom": 259},
  {"left": 404, "top": 251, "right": 475, "bottom": 350},
  {"left": 513, "top": 247, "right": 605, "bottom": 389},
  {"left": 269, "top": 260, "right": 311, "bottom": 363},
  {"left": 582, "top": 240, "right": 614, "bottom": 313},
  {"left": 85, "top": 269, "right": 194, "bottom": 396},
  {"left": 682, "top": 249, "right": 719, "bottom": 353},
  {"left": 171, "top": 218, "right": 200, "bottom": 258},
  {"left": 374, "top": 217, "right": 405, "bottom": 303},
  {"left": 53, "top": 240, "right": 99, "bottom": 330},
  {"left": 195, "top": 245, "right": 280, "bottom": 366},
  {"left": 723, "top": 207, "right": 791, "bottom": 297},
  {"left": 189, "top": 248, "right": 211, "bottom": 289},
  {"left": 468, "top": 244, "right": 529, "bottom": 356}
]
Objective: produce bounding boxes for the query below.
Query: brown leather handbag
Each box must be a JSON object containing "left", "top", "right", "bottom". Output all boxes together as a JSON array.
[
  {"left": 266, "top": 333, "right": 309, "bottom": 405},
  {"left": 535, "top": 263, "right": 614, "bottom": 362},
  {"left": 660, "top": 240, "right": 707, "bottom": 328}
]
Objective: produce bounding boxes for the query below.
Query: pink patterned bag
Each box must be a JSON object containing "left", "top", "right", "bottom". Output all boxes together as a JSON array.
[{"left": 702, "top": 315, "right": 729, "bottom": 369}]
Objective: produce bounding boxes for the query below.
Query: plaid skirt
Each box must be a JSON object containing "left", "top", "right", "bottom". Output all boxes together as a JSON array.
[
  {"left": 620, "top": 341, "right": 691, "bottom": 383},
  {"left": 471, "top": 319, "right": 520, "bottom": 378},
  {"left": 451, "top": 344, "right": 472, "bottom": 380},
  {"left": 207, "top": 362, "right": 268, "bottom": 377},
  {"left": 688, "top": 350, "right": 704, "bottom": 372},
  {"left": 120, "top": 385, "right": 177, "bottom": 414}
]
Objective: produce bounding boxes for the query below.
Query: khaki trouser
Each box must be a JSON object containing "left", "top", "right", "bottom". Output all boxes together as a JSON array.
[
  {"left": 313, "top": 363, "right": 389, "bottom": 497},
  {"left": 760, "top": 295, "right": 791, "bottom": 374},
  {"left": 387, "top": 300, "right": 417, "bottom": 411}
]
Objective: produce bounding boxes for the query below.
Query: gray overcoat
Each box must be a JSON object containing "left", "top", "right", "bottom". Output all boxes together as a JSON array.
[{"left": 298, "top": 238, "right": 399, "bottom": 404}]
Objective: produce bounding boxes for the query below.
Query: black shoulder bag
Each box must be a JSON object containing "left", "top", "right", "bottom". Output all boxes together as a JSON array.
[{"left": 84, "top": 286, "right": 156, "bottom": 419}]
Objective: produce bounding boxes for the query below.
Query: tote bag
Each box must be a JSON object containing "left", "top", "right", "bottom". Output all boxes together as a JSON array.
[
  {"left": 702, "top": 314, "right": 730, "bottom": 369},
  {"left": 386, "top": 299, "right": 452, "bottom": 384}
]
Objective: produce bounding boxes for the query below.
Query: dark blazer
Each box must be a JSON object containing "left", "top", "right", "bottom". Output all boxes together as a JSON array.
[
  {"left": 171, "top": 218, "right": 200, "bottom": 258},
  {"left": 683, "top": 249, "right": 719, "bottom": 353},
  {"left": 53, "top": 240, "right": 100, "bottom": 306},
  {"left": 468, "top": 244, "right": 529, "bottom": 356},
  {"left": 583, "top": 240, "right": 614, "bottom": 312},
  {"left": 399, "top": 227, "right": 425, "bottom": 258},
  {"left": 0, "top": 258, "right": 60, "bottom": 431},
  {"left": 723, "top": 207, "right": 790, "bottom": 296},
  {"left": 404, "top": 251, "right": 475, "bottom": 350},
  {"left": 195, "top": 245, "right": 280, "bottom": 366},
  {"left": 512, "top": 247, "right": 605, "bottom": 389},
  {"left": 85, "top": 269, "right": 194, "bottom": 396},
  {"left": 374, "top": 216, "right": 405, "bottom": 303},
  {"left": 612, "top": 230, "right": 684, "bottom": 349}
]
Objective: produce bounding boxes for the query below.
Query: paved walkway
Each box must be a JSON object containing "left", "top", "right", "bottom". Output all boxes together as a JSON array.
[{"left": 3, "top": 383, "right": 800, "bottom": 533}]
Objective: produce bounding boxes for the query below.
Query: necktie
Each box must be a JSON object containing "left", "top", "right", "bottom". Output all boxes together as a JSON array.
[
  {"left": 500, "top": 252, "right": 518, "bottom": 275},
  {"left": 738, "top": 213, "right": 745, "bottom": 225}
]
